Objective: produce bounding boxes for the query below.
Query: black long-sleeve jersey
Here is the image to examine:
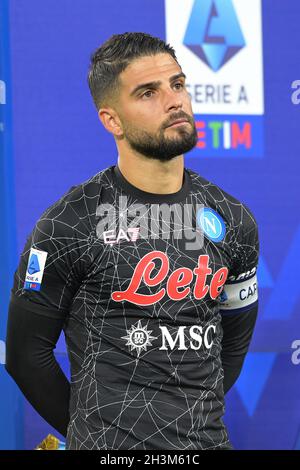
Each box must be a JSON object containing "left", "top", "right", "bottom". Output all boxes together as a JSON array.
[{"left": 6, "top": 165, "right": 259, "bottom": 450}]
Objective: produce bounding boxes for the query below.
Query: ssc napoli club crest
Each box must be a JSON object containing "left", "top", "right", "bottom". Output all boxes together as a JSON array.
[{"left": 197, "top": 207, "right": 226, "bottom": 242}]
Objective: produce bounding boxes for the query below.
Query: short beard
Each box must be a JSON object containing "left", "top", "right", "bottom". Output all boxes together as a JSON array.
[{"left": 122, "top": 115, "right": 198, "bottom": 162}]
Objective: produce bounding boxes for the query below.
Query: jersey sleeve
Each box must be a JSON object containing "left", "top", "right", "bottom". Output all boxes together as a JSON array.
[
  {"left": 219, "top": 203, "right": 259, "bottom": 393},
  {"left": 219, "top": 202, "right": 259, "bottom": 315},
  {"left": 10, "top": 187, "right": 88, "bottom": 318}
]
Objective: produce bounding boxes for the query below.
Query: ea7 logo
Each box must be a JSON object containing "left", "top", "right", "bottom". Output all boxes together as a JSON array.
[{"left": 103, "top": 227, "right": 140, "bottom": 244}]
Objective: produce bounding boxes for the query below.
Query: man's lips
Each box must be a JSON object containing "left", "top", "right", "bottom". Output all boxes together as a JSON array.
[{"left": 167, "top": 119, "right": 189, "bottom": 128}]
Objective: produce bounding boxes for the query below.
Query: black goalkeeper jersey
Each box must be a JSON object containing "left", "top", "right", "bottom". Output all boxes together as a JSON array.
[{"left": 10, "top": 165, "right": 259, "bottom": 450}]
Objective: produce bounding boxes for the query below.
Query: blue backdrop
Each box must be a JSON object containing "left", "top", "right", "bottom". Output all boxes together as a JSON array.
[
  {"left": 0, "top": 0, "right": 23, "bottom": 450},
  {"left": 0, "top": 0, "right": 299, "bottom": 449}
]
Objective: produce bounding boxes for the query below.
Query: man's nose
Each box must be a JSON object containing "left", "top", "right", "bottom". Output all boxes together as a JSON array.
[{"left": 163, "top": 88, "right": 183, "bottom": 112}]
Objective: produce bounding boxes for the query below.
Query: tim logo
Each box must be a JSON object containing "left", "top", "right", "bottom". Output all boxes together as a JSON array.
[{"left": 184, "top": 0, "right": 246, "bottom": 71}]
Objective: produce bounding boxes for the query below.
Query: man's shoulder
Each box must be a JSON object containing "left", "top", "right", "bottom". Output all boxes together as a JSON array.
[
  {"left": 186, "top": 167, "right": 257, "bottom": 230},
  {"left": 36, "top": 165, "right": 115, "bottom": 232},
  {"left": 60, "top": 165, "right": 114, "bottom": 203},
  {"left": 186, "top": 167, "right": 242, "bottom": 205}
]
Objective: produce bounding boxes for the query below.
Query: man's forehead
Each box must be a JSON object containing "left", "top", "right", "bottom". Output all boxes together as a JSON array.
[{"left": 120, "top": 54, "right": 182, "bottom": 89}]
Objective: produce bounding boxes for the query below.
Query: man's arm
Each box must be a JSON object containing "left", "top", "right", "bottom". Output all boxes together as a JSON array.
[
  {"left": 5, "top": 185, "right": 90, "bottom": 437},
  {"left": 221, "top": 303, "right": 258, "bottom": 394},
  {"left": 219, "top": 200, "right": 259, "bottom": 394},
  {"left": 5, "top": 295, "right": 70, "bottom": 437}
]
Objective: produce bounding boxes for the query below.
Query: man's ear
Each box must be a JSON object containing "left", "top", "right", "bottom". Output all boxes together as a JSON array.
[{"left": 98, "top": 107, "right": 123, "bottom": 137}]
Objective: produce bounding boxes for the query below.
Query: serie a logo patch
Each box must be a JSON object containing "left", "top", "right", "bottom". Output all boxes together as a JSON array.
[{"left": 24, "top": 247, "right": 48, "bottom": 291}]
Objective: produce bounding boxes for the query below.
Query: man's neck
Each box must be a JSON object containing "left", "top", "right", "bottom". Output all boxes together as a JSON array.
[{"left": 116, "top": 153, "right": 184, "bottom": 194}]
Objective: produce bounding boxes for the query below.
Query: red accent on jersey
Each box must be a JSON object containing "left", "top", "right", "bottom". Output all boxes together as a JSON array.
[{"left": 111, "top": 251, "right": 228, "bottom": 306}]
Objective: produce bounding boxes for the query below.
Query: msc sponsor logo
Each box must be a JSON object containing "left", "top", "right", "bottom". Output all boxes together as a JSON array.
[
  {"left": 122, "top": 320, "right": 216, "bottom": 356},
  {"left": 122, "top": 320, "right": 157, "bottom": 357},
  {"left": 159, "top": 324, "right": 216, "bottom": 350}
]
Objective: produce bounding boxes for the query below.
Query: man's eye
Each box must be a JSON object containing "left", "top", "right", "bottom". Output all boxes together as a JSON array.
[
  {"left": 142, "top": 90, "right": 154, "bottom": 98},
  {"left": 174, "top": 82, "right": 184, "bottom": 90}
]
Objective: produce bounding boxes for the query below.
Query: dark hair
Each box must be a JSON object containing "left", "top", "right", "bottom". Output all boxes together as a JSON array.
[{"left": 87, "top": 32, "right": 179, "bottom": 110}]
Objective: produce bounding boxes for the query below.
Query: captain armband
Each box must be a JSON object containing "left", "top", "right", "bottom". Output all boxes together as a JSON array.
[{"left": 218, "top": 267, "right": 258, "bottom": 315}]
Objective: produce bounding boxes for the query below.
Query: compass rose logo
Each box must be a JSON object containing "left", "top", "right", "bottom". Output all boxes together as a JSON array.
[{"left": 121, "top": 320, "right": 157, "bottom": 357}]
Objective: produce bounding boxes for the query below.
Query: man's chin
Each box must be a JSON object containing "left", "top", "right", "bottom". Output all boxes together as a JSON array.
[{"left": 125, "top": 130, "right": 197, "bottom": 160}]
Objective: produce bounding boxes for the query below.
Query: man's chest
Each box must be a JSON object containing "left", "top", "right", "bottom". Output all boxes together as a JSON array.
[{"left": 83, "top": 227, "right": 233, "bottom": 312}]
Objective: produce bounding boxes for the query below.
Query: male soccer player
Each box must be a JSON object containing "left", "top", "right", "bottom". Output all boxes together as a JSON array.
[{"left": 6, "top": 32, "right": 259, "bottom": 450}]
